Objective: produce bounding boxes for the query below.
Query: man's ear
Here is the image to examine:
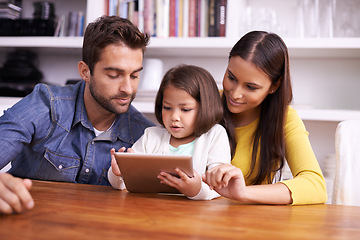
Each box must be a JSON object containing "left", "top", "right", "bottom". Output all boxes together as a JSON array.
[{"left": 78, "top": 61, "right": 91, "bottom": 82}]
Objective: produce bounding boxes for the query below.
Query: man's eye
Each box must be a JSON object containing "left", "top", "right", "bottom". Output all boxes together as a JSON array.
[
  {"left": 108, "top": 74, "right": 118, "bottom": 79},
  {"left": 131, "top": 74, "right": 139, "bottom": 79}
]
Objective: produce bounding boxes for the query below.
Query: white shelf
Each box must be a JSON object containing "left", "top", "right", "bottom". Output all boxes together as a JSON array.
[
  {"left": 0, "top": 97, "right": 22, "bottom": 116},
  {"left": 1, "top": 37, "right": 359, "bottom": 58},
  {"left": 0, "top": 37, "right": 83, "bottom": 48},
  {"left": 296, "top": 108, "right": 360, "bottom": 122}
]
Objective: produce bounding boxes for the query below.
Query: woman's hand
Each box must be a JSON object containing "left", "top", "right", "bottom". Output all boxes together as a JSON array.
[
  {"left": 0, "top": 173, "right": 34, "bottom": 214},
  {"left": 202, "top": 164, "right": 247, "bottom": 201},
  {"left": 158, "top": 169, "right": 201, "bottom": 198}
]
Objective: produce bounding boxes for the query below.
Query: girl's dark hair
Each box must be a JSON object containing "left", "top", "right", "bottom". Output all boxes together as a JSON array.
[
  {"left": 155, "top": 64, "right": 223, "bottom": 137},
  {"left": 82, "top": 15, "right": 150, "bottom": 75},
  {"left": 224, "top": 31, "right": 293, "bottom": 184}
]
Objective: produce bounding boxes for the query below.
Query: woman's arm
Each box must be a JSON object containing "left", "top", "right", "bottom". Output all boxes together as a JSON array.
[
  {"left": 280, "top": 107, "right": 327, "bottom": 205},
  {"left": 203, "top": 164, "right": 292, "bottom": 204}
]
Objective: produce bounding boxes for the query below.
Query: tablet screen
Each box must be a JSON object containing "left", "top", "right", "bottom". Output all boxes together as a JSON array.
[{"left": 114, "top": 152, "right": 193, "bottom": 194}]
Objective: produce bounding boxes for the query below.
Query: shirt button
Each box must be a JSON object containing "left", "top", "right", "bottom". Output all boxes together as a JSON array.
[
  {"left": 85, "top": 168, "right": 90, "bottom": 173},
  {"left": 58, "top": 165, "right": 63, "bottom": 169},
  {"left": 91, "top": 141, "right": 94, "bottom": 145}
]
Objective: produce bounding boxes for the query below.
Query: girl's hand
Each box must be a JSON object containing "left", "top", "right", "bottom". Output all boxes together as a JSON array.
[
  {"left": 110, "top": 147, "right": 135, "bottom": 176},
  {"left": 158, "top": 169, "right": 201, "bottom": 198},
  {"left": 202, "top": 164, "right": 247, "bottom": 201}
]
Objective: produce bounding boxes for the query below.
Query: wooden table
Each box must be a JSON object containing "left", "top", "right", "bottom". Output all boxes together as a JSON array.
[{"left": 1, "top": 180, "right": 360, "bottom": 240}]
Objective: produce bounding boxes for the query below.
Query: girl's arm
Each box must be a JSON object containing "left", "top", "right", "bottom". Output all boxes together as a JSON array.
[{"left": 107, "top": 148, "right": 126, "bottom": 190}]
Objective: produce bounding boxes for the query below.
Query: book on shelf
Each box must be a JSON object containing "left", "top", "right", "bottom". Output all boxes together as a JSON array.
[
  {"left": 208, "top": 0, "right": 226, "bottom": 37},
  {"left": 188, "top": 0, "right": 196, "bottom": 37},
  {"left": 143, "top": 0, "right": 155, "bottom": 36},
  {"left": 0, "top": 2, "right": 21, "bottom": 19},
  {"left": 169, "top": 0, "right": 176, "bottom": 37},
  {"left": 105, "top": 0, "right": 227, "bottom": 37},
  {"left": 216, "top": 0, "right": 226, "bottom": 37},
  {"left": 54, "top": 11, "right": 84, "bottom": 37}
]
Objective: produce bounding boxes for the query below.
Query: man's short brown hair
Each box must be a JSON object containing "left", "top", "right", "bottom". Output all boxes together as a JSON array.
[{"left": 82, "top": 15, "right": 150, "bottom": 75}]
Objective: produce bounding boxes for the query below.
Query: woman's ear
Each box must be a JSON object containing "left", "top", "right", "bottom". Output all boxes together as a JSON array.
[
  {"left": 78, "top": 61, "right": 91, "bottom": 82},
  {"left": 269, "top": 77, "right": 282, "bottom": 94}
]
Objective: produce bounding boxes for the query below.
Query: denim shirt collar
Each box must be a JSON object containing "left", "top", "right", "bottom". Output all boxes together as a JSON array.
[
  {"left": 72, "top": 82, "right": 136, "bottom": 144},
  {"left": 72, "top": 82, "right": 91, "bottom": 130}
]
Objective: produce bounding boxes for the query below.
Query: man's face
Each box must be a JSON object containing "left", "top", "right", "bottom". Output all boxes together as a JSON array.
[{"left": 88, "top": 44, "right": 143, "bottom": 115}]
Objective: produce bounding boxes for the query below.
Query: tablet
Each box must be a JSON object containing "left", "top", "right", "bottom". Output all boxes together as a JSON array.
[{"left": 114, "top": 152, "right": 193, "bottom": 194}]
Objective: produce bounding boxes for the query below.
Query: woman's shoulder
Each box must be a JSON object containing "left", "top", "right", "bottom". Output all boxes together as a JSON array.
[
  {"left": 286, "top": 106, "right": 303, "bottom": 122},
  {"left": 285, "top": 105, "right": 307, "bottom": 134}
]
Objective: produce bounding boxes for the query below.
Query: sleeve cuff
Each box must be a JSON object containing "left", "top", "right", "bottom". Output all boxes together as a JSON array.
[
  {"left": 187, "top": 181, "right": 220, "bottom": 201},
  {"left": 107, "top": 166, "right": 126, "bottom": 190}
]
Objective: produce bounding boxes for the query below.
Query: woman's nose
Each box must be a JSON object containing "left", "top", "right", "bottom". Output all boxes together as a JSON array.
[{"left": 232, "top": 86, "right": 244, "bottom": 99}]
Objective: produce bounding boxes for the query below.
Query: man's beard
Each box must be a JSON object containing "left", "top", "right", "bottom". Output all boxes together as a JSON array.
[{"left": 89, "top": 77, "right": 136, "bottom": 115}]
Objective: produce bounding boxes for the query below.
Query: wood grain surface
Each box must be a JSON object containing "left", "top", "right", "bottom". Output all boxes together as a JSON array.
[{"left": 1, "top": 180, "right": 360, "bottom": 240}]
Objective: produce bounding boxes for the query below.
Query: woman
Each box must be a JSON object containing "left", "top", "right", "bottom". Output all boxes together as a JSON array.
[{"left": 203, "top": 31, "right": 327, "bottom": 205}]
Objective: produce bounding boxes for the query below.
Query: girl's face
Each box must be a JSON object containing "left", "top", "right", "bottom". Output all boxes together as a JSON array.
[
  {"left": 222, "top": 56, "right": 274, "bottom": 126},
  {"left": 162, "top": 84, "right": 199, "bottom": 147}
]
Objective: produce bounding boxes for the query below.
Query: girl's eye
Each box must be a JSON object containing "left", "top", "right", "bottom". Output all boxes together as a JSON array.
[
  {"left": 163, "top": 106, "right": 171, "bottom": 110},
  {"left": 182, "top": 108, "right": 192, "bottom": 112}
]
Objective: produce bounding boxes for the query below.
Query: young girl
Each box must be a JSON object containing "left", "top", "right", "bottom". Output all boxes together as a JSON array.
[
  {"left": 203, "top": 31, "right": 327, "bottom": 205},
  {"left": 108, "top": 64, "right": 231, "bottom": 200}
]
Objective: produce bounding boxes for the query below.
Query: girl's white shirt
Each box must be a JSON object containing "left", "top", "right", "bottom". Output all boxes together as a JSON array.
[{"left": 108, "top": 124, "right": 231, "bottom": 200}]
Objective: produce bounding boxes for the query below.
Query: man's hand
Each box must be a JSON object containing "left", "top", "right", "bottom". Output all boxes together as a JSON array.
[{"left": 0, "top": 173, "right": 34, "bottom": 215}]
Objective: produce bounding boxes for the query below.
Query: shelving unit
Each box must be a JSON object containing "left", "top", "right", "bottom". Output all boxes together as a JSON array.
[
  {"left": 1, "top": 36, "right": 360, "bottom": 57},
  {"left": 1, "top": 0, "right": 360, "bottom": 181}
]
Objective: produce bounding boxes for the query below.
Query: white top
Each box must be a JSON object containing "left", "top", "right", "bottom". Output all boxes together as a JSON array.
[
  {"left": 333, "top": 120, "right": 360, "bottom": 206},
  {"left": 108, "top": 124, "right": 231, "bottom": 200}
]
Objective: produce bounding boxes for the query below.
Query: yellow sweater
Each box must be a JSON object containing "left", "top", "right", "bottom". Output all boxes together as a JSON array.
[{"left": 231, "top": 106, "right": 327, "bottom": 205}]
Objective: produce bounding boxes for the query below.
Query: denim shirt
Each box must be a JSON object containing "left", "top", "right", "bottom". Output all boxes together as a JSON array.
[{"left": 0, "top": 81, "right": 154, "bottom": 185}]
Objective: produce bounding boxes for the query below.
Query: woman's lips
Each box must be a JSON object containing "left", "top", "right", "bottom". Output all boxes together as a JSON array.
[{"left": 228, "top": 96, "right": 245, "bottom": 106}]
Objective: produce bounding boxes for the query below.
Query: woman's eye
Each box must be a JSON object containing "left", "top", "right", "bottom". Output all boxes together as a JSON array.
[
  {"left": 163, "top": 106, "right": 171, "bottom": 110},
  {"left": 247, "top": 85, "right": 257, "bottom": 91},
  {"left": 182, "top": 108, "right": 192, "bottom": 112},
  {"left": 227, "top": 74, "right": 236, "bottom": 82}
]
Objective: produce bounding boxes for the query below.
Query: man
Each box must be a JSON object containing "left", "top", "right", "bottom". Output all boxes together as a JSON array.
[{"left": 0, "top": 16, "right": 154, "bottom": 214}]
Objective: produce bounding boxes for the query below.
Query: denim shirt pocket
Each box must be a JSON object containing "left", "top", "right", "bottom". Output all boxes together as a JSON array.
[{"left": 36, "top": 149, "right": 81, "bottom": 182}]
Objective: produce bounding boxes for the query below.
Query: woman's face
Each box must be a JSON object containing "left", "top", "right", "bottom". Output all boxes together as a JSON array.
[{"left": 222, "top": 56, "right": 274, "bottom": 123}]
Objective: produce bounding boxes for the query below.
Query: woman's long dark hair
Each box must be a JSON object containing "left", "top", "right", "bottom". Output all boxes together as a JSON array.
[{"left": 223, "top": 31, "right": 293, "bottom": 185}]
